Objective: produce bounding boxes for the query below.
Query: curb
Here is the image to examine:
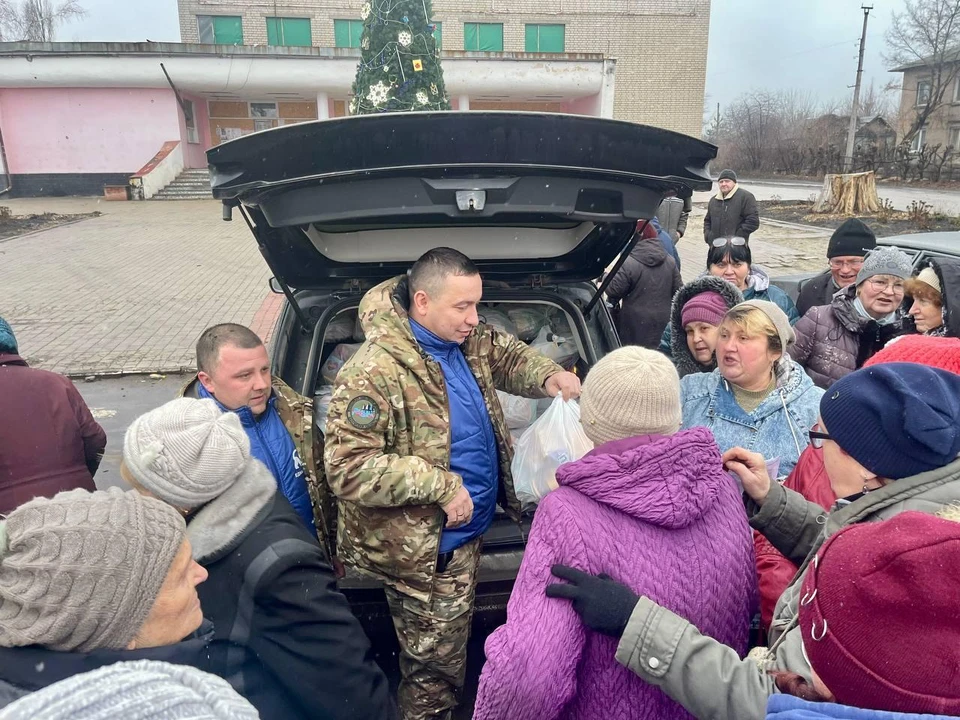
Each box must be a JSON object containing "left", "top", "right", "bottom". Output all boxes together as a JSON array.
[
  {"left": 0, "top": 216, "right": 99, "bottom": 244},
  {"left": 66, "top": 367, "right": 196, "bottom": 381},
  {"left": 759, "top": 217, "right": 833, "bottom": 234}
]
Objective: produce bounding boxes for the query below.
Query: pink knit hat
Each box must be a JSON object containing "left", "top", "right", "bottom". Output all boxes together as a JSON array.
[{"left": 681, "top": 291, "right": 728, "bottom": 328}]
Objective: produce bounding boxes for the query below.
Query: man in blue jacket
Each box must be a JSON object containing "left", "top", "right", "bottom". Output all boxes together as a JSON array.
[{"left": 181, "top": 323, "right": 317, "bottom": 536}]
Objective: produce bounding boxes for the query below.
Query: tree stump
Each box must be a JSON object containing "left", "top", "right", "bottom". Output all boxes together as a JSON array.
[{"left": 813, "top": 171, "right": 881, "bottom": 214}]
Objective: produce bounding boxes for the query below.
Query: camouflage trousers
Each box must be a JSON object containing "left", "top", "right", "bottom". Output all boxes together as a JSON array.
[{"left": 383, "top": 537, "right": 482, "bottom": 720}]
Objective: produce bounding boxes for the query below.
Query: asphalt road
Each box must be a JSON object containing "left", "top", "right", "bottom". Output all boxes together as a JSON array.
[{"left": 75, "top": 373, "right": 487, "bottom": 718}]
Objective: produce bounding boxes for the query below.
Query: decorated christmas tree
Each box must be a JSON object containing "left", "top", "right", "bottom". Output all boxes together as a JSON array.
[{"left": 351, "top": 0, "right": 451, "bottom": 114}]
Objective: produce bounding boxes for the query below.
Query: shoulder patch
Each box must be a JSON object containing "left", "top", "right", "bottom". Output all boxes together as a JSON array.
[{"left": 346, "top": 395, "right": 381, "bottom": 430}]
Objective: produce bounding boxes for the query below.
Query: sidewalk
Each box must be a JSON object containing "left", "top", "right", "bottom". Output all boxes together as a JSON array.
[{"left": 1, "top": 199, "right": 830, "bottom": 376}]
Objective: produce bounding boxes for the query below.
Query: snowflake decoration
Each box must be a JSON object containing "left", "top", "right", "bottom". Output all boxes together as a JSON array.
[
  {"left": 383, "top": 64, "right": 390, "bottom": 72},
  {"left": 361, "top": 36, "right": 369, "bottom": 50},
  {"left": 430, "top": 83, "right": 438, "bottom": 95},
  {"left": 367, "top": 81, "right": 391, "bottom": 107},
  {"left": 416, "top": 91, "right": 429, "bottom": 105},
  {"left": 398, "top": 30, "right": 412, "bottom": 47},
  {"left": 349, "top": 98, "right": 357, "bottom": 114},
  {"left": 360, "top": 2, "right": 371, "bottom": 20}
]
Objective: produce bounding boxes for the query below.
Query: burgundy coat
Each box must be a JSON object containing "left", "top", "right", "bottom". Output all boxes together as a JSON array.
[{"left": 0, "top": 354, "right": 105, "bottom": 514}]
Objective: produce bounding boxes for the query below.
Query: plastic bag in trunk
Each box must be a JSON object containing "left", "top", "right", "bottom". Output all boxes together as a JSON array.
[
  {"left": 511, "top": 396, "right": 594, "bottom": 507},
  {"left": 529, "top": 327, "right": 579, "bottom": 369},
  {"left": 496, "top": 390, "right": 539, "bottom": 429},
  {"left": 507, "top": 307, "right": 549, "bottom": 343},
  {"left": 314, "top": 385, "right": 334, "bottom": 434},
  {"left": 321, "top": 343, "right": 362, "bottom": 385},
  {"left": 478, "top": 307, "right": 518, "bottom": 337}
]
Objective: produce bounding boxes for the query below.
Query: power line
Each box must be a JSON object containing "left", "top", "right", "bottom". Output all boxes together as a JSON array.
[{"left": 707, "top": 38, "right": 860, "bottom": 78}]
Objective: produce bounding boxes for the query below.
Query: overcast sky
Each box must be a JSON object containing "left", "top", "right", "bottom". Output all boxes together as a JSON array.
[{"left": 62, "top": 0, "right": 908, "bottom": 112}]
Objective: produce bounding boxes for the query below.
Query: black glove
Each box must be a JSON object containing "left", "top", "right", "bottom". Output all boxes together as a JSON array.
[{"left": 545, "top": 564, "right": 640, "bottom": 639}]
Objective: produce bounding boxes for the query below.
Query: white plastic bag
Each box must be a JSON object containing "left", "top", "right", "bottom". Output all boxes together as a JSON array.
[
  {"left": 314, "top": 385, "right": 334, "bottom": 435},
  {"left": 496, "top": 390, "right": 539, "bottom": 430},
  {"left": 510, "top": 396, "right": 594, "bottom": 507},
  {"left": 529, "top": 327, "right": 580, "bottom": 369},
  {"left": 321, "top": 343, "right": 362, "bottom": 385}
]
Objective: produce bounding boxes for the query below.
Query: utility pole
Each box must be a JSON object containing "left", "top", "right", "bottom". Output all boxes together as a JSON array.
[{"left": 844, "top": 5, "right": 872, "bottom": 173}]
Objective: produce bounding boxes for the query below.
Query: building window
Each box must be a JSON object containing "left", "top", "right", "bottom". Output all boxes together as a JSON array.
[
  {"left": 198, "top": 15, "right": 243, "bottom": 45},
  {"left": 334, "top": 19, "right": 364, "bottom": 48},
  {"left": 266, "top": 17, "right": 311, "bottom": 47},
  {"left": 432, "top": 21, "right": 442, "bottom": 51},
  {"left": 250, "top": 102, "right": 278, "bottom": 118},
  {"left": 949, "top": 126, "right": 960, "bottom": 149},
  {"left": 916, "top": 79, "right": 932, "bottom": 107},
  {"left": 525, "top": 24, "right": 565, "bottom": 52},
  {"left": 911, "top": 127, "right": 927, "bottom": 153},
  {"left": 183, "top": 99, "right": 199, "bottom": 144},
  {"left": 464, "top": 23, "right": 503, "bottom": 52}
]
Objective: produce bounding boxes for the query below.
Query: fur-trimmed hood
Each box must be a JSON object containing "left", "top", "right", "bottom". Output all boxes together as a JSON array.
[
  {"left": 669, "top": 276, "right": 744, "bottom": 377},
  {"left": 910, "top": 256, "right": 960, "bottom": 338}
]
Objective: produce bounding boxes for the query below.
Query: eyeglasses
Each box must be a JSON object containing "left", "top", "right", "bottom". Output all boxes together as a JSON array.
[
  {"left": 809, "top": 428, "right": 832, "bottom": 449},
  {"left": 866, "top": 278, "right": 905, "bottom": 293},
  {"left": 711, "top": 237, "right": 748, "bottom": 248},
  {"left": 828, "top": 259, "right": 864, "bottom": 270}
]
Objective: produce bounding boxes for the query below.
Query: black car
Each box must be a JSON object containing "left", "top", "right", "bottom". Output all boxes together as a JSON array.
[{"left": 207, "top": 111, "right": 716, "bottom": 634}]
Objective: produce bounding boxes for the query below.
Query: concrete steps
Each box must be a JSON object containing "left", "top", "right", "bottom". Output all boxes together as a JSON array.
[{"left": 152, "top": 169, "right": 212, "bottom": 200}]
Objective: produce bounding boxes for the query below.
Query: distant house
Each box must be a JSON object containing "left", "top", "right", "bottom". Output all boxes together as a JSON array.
[
  {"left": 803, "top": 113, "right": 896, "bottom": 153},
  {"left": 890, "top": 54, "right": 960, "bottom": 152}
]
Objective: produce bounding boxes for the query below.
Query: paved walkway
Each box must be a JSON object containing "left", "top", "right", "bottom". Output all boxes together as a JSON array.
[{"left": 1, "top": 197, "right": 830, "bottom": 376}]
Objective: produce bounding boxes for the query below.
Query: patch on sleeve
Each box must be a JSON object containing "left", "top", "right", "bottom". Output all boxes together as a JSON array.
[{"left": 346, "top": 395, "right": 381, "bottom": 430}]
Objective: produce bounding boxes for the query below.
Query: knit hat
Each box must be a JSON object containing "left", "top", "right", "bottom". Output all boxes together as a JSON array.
[
  {"left": 0, "top": 659, "right": 259, "bottom": 719},
  {"left": 799, "top": 511, "right": 960, "bottom": 715},
  {"left": 0, "top": 488, "right": 186, "bottom": 652},
  {"left": 733, "top": 299, "right": 796, "bottom": 349},
  {"left": 0, "top": 317, "right": 16, "bottom": 355},
  {"left": 819, "top": 363, "right": 960, "bottom": 480},
  {"left": 856, "top": 246, "right": 913, "bottom": 285},
  {"left": 914, "top": 265, "right": 942, "bottom": 294},
  {"left": 864, "top": 335, "right": 960, "bottom": 374},
  {"left": 717, "top": 169, "right": 738, "bottom": 183},
  {"left": 124, "top": 398, "right": 251, "bottom": 509},
  {"left": 826, "top": 218, "right": 877, "bottom": 259},
  {"left": 681, "top": 291, "right": 728, "bottom": 328},
  {"left": 579, "top": 346, "right": 681, "bottom": 446}
]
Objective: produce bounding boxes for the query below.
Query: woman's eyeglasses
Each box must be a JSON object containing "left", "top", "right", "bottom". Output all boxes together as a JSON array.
[
  {"left": 866, "top": 278, "right": 905, "bottom": 293},
  {"left": 808, "top": 427, "right": 832, "bottom": 449},
  {"left": 711, "top": 237, "right": 748, "bottom": 248}
]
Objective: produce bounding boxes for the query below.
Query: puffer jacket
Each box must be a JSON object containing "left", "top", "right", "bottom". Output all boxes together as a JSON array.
[
  {"left": 474, "top": 428, "right": 756, "bottom": 720},
  {"left": 789, "top": 285, "right": 909, "bottom": 389},
  {"left": 324, "top": 276, "right": 563, "bottom": 601},
  {"left": 614, "top": 456, "right": 960, "bottom": 720},
  {"left": 665, "top": 277, "right": 744, "bottom": 377},
  {"left": 680, "top": 361, "right": 824, "bottom": 479},
  {"left": 907, "top": 256, "right": 960, "bottom": 337},
  {"left": 766, "top": 695, "right": 959, "bottom": 720},
  {"left": 606, "top": 238, "right": 682, "bottom": 349}
]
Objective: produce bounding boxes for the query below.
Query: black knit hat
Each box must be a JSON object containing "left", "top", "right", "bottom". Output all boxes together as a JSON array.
[
  {"left": 827, "top": 218, "right": 877, "bottom": 259},
  {"left": 717, "top": 169, "right": 737, "bottom": 183}
]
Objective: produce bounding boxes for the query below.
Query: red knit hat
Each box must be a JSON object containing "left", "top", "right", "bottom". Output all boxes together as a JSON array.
[
  {"left": 864, "top": 335, "right": 960, "bottom": 375},
  {"left": 799, "top": 511, "right": 960, "bottom": 714}
]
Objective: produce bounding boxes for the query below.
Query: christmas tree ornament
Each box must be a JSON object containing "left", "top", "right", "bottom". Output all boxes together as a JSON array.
[
  {"left": 398, "top": 30, "right": 412, "bottom": 47},
  {"left": 413, "top": 58, "right": 423, "bottom": 71},
  {"left": 361, "top": 36, "right": 369, "bottom": 50},
  {"left": 430, "top": 83, "right": 438, "bottom": 95},
  {"left": 360, "top": 2, "right": 371, "bottom": 20},
  {"left": 367, "top": 81, "right": 391, "bottom": 107},
  {"left": 416, "top": 90, "right": 429, "bottom": 104},
  {"left": 403, "top": 15, "right": 409, "bottom": 22}
]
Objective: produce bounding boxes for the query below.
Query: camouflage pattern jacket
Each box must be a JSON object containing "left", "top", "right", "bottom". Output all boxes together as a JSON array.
[
  {"left": 180, "top": 375, "right": 333, "bottom": 560},
  {"left": 324, "top": 276, "right": 563, "bottom": 602}
]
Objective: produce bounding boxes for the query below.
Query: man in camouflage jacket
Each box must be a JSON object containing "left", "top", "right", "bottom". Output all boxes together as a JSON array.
[{"left": 324, "top": 249, "right": 580, "bottom": 720}]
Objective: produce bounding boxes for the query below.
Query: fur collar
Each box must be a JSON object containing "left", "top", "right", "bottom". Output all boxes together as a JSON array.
[
  {"left": 187, "top": 459, "right": 278, "bottom": 563},
  {"left": 715, "top": 184, "right": 739, "bottom": 201}
]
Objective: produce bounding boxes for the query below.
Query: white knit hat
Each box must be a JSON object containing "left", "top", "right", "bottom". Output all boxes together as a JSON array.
[
  {"left": 579, "top": 346, "right": 681, "bottom": 446},
  {"left": 0, "top": 660, "right": 259, "bottom": 719},
  {"left": 915, "top": 265, "right": 942, "bottom": 294},
  {"left": 123, "top": 398, "right": 250, "bottom": 509}
]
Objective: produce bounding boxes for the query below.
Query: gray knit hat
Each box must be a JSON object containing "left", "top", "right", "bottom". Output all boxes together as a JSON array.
[
  {"left": 731, "top": 300, "right": 797, "bottom": 382},
  {"left": 124, "top": 398, "right": 250, "bottom": 509},
  {"left": 0, "top": 659, "right": 259, "bottom": 719},
  {"left": 856, "top": 246, "right": 913, "bottom": 285},
  {"left": 0, "top": 488, "right": 186, "bottom": 652},
  {"left": 579, "top": 346, "right": 681, "bottom": 446}
]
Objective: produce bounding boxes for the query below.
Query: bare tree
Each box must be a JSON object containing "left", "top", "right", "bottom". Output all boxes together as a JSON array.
[
  {"left": 885, "top": 0, "right": 960, "bottom": 145},
  {"left": 0, "top": 0, "right": 85, "bottom": 42},
  {"left": 724, "top": 91, "right": 778, "bottom": 171},
  {"left": 841, "top": 79, "right": 896, "bottom": 120}
]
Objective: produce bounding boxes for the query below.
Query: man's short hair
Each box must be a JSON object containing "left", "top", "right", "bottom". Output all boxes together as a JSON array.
[
  {"left": 409, "top": 247, "right": 479, "bottom": 298},
  {"left": 196, "top": 323, "right": 264, "bottom": 373}
]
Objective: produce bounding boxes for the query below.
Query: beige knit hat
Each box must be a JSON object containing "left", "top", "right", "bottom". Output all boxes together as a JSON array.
[
  {"left": 915, "top": 266, "right": 942, "bottom": 294},
  {"left": 579, "top": 346, "right": 681, "bottom": 446},
  {"left": 0, "top": 488, "right": 186, "bottom": 652}
]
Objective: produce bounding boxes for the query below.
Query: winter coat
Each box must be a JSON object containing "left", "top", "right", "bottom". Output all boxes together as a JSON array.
[
  {"left": 766, "top": 695, "right": 959, "bottom": 720},
  {"left": 658, "top": 268, "right": 799, "bottom": 359},
  {"left": 665, "top": 277, "right": 744, "bottom": 377},
  {"left": 606, "top": 239, "right": 683, "bottom": 349},
  {"left": 324, "top": 276, "right": 562, "bottom": 601},
  {"left": 658, "top": 196, "right": 692, "bottom": 243},
  {"left": 190, "top": 457, "right": 394, "bottom": 720},
  {"left": 908, "top": 256, "right": 960, "bottom": 337},
  {"left": 796, "top": 269, "right": 838, "bottom": 318},
  {"left": 680, "top": 361, "right": 824, "bottom": 479},
  {"left": 789, "top": 285, "right": 910, "bottom": 389},
  {"left": 0, "top": 353, "right": 105, "bottom": 516},
  {"left": 0, "top": 622, "right": 215, "bottom": 709},
  {"left": 614, "top": 455, "right": 960, "bottom": 720},
  {"left": 754, "top": 445, "right": 834, "bottom": 631},
  {"left": 473, "top": 428, "right": 756, "bottom": 720},
  {"left": 704, "top": 185, "right": 760, "bottom": 243}
]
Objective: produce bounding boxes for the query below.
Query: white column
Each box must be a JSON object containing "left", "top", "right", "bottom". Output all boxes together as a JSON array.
[
  {"left": 599, "top": 60, "right": 616, "bottom": 119},
  {"left": 316, "top": 92, "right": 330, "bottom": 119},
  {"left": 458, "top": 94, "right": 470, "bottom": 111}
]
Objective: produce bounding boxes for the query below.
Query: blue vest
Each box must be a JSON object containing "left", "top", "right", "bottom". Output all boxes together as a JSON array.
[
  {"left": 197, "top": 383, "right": 316, "bottom": 536},
  {"left": 410, "top": 320, "right": 499, "bottom": 553}
]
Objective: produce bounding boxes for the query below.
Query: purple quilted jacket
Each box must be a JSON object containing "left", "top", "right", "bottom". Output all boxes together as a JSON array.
[{"left": 473, "top": 427, "right": 757, "bottom": 720}]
